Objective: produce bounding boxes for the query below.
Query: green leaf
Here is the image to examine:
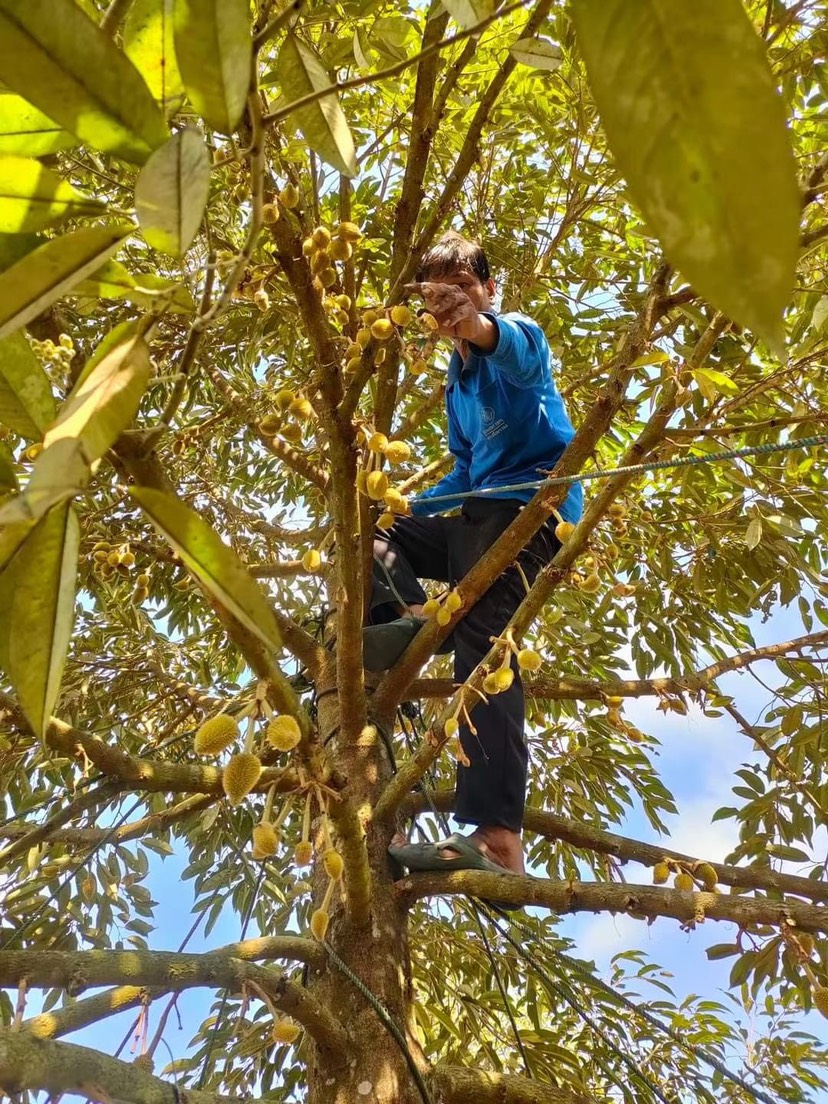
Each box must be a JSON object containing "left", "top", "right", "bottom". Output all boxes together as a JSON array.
[
  {"left": 0, "top": 0, "right": 168, "bottom": 163},
  {"left": 745, "top": 516, "right": 763, "bottom": 551},
  {"left": 440, "top": 0, "right": 493, "bottom": 32},
  {"left": 631, "top": 349, "right": 669, "bottom": 368},
  {"left": 173, "top": 0, "right": 251, "bottom": 134},
  {"left": 44, "top": 333, "right": 152, "bottom": 463},
  {"left": 0, "top": 501, "right": 79, "bottom": 737},
  {"left": 0, "top": 92, "right": 74, "bottom": 156},
  {"left": 509, "top": 37, "right": 562, "bottom": 72},
  {"left": 0, "top": 232, "right": 41, "bottom": 272},
  {"left": 73, "top": 259, "right": 194, "bottom": 313},
  {"left": 0, "top": 438, "right": 90, "bottom": 526},
  {"left": 706, "top": 943, "right": 740, "bottom": 961},
  {"left": 129, "top": 486, "right": 282, "bottom": 651},
  {"left": 276, "top": 35, "right": 357, "bottom": 178},
  {"left": 0, "top": 441, "right": 17, "bottom": 492},
  {"left": 572, "top": 0, "right": 800, "bottom": 355},
  {"left": 124, "top": 0, "right": 184, "bottom": 116},
  {"left": 0, "top": 332, "right": 56, "bottom": 438},
  {"left": 0, "top": 224, "right": 131, "bottom": 340},
  {"left": 135, "top": 128, "right": 211, "bottom": 256},
  {"left": 693, "top": 366, "right": 740, "bottom": 398},
  {"left": 0, "top": 156, "right": 104, "bottom": 233}
]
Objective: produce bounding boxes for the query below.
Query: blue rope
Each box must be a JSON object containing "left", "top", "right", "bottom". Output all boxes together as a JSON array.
[{"left": 408, "top": 432, "right": 828, "bottom": 511}]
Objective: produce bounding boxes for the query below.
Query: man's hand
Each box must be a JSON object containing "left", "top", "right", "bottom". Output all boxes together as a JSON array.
[{"left": 405, "top": 282, "right": 497, "bottom": 351}]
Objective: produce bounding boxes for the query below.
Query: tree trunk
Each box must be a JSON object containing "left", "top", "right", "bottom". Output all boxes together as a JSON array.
[{"left": 306, "top": 692, "right": 424, "bottom": 1104}]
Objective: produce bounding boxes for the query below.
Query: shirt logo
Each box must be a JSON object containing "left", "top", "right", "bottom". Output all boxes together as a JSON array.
[{"left": 480, "top": 404, "right": 507, "bottom": 440}]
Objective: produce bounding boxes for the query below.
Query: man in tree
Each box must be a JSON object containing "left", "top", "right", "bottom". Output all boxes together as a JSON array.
[{"left": 363, "top": 232, "right": 582, "bottom": 879}]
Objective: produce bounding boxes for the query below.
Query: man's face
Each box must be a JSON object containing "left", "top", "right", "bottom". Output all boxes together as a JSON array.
[{"left": 427, "top": 268, "right": 495, "bottom": 313}]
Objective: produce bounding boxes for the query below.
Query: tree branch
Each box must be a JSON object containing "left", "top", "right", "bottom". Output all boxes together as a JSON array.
[
  {"left": 398, "top": 872, "right": 828, "bottom": 932},
  {"left": 432, "top": 1064, "right": 592, "bottom": 1104},
  {"left": 404, "top": 791, "right": 828, "bottom": 904},
  {"left": 0, "top": 1031, "right": 230, "bottom": 1104}
]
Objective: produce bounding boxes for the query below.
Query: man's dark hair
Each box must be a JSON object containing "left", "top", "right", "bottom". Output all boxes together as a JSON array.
[{"left": 415, "top": 231, "right": 490, "bottom": 284}]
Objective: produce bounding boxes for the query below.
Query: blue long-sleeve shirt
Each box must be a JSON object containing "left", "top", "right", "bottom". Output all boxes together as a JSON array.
[{"left": 411, "top": 312, "right": 583, "bottom": 523}]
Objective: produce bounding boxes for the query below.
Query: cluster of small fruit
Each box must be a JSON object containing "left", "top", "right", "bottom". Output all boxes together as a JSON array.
[
  {"left": 783, "top": 929, "right": 828, "bottom": 1019},
  {"left": 193, "top": 705, "right": 343, "bottom": 947},
  {"left": 256, "top": 386, "right": 314, "bottom": 444},
  {"left": 88, "top": 541, "right": 150, "bottom": 605},
  {"left": 342, "top": 302, "right": 411, "bottom": 374},
  {"left": 355, "top": 429, "right": 413, "bottom": 527},
  {"left": 652, "top": 857, "right": 719, "bottom": 892},
  {"left": 300, "top": 220, "right": 363, "bottom": 301},
  {"left": 29, "top": 333, "right": 75, "bottom": 387}
]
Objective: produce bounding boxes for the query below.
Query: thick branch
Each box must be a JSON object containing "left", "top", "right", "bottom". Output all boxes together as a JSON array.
[
  {"left": 0, "top": 1031, "right": 229, "bottom": 1104},
  {"left": 398, "top": 873, "right": 828, "bottom": 932},
  {"left": 432, "top": 1064, "right": 592, "bottom": 1104},
  {"left": 404, "top": 791, "right": 828, "bottom": 904}
]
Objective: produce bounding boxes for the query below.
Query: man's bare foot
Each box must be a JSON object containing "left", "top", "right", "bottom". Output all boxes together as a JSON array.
[{"left": 389, "top": 827, "right": 524, "bottom": 875}]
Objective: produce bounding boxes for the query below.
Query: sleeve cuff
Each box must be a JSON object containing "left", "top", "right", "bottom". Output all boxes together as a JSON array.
[{"left": 468, "top": 312, "right": 506, "bottom": 359}]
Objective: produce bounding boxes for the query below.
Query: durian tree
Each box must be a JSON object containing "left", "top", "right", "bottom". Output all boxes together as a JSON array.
[{"left": 2, "top": 0, "right": 828, "bottom": 1102}]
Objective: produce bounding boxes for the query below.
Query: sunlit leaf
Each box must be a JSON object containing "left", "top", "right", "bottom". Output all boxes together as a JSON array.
[
  {"left": 0, "top": 441, "right": 17, "bottom": 492},
  {"left": 0, "top": 224, "right": 131, "bottom": 339},
  {"left": 509, "top": 37, "right": 562, "bottom": 72},
  {"left": 573, "top": 0, "right": 800, "bottom": 355},
  {"left": 0, "top": 156, "right": 104, "bottom": 233},
  {"left": 0, "top": 331, "right": 56, "bottom": 438},
  {"left": 440, "top": 0, "right": 493, "bottom": 32},
  {"left": 173, "top": 0, "right": 251, "bottom": 134},
  {"left": 0, "top": 501, "right": 79, "bottom": 737},
  {"left": 276, "top": 35, "right": 357, "bottom": 178},
  {"left": 124, "top": 0, "right": 184, "bottom": 116},
  {"left": 745, "top": 517, "right": 763, "bottom": 550},
  {"left": 0, "top": 438, "right": 90, "bottom": 526},
  {"left": 135, "top": 128, "right": 211, "bottom": 256},
  {"left": 0, "top": 232, "right": 41, "bottom": 272},
  {"left": 73, "top": 259, "right": 195, "bottom": 313},
  {"left": 0, "top": 0, "right": 168, "bottom": 163},
  {"left": 44, "top": 333, "right": 152, "bottom": 463},
  {"left": 0, "top": 92, "right": 74, "bottom": 156},
  {"left": 130, "top": 486, "right": 282, "bottom": 651}
]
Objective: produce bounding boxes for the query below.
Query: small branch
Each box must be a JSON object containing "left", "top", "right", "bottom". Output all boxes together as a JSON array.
[
  {"left": 404, "top": 791, "right": 828, "bottom": 904},
  {"left": 262, "top": 432, "right": 330, "bottom": 492},
  {"left": 393, "top": 379, "right": 445, "bottom": 441},
  {"left": 253, "top": 0, "right": 304, "bottom": 49},
  {"left": 0, "top": 781, "right": 123, "bottom": 868},
  {"left": 100, "top": 0, "right": 134, "bottom": 37},
  {"left": 398, "top": 453, "right": 453, "bottom": 495},
  {"left": 398, "top": 872, "right": 828, "bottom": 932}
]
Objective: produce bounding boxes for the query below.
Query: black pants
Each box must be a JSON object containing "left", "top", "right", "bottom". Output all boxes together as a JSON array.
[{"left": 371, "top": 498, "right": 558, "bottom": 832}]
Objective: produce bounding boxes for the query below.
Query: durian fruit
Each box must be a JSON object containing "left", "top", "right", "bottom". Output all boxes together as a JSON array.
[
  {"left": 580, "top": 573, "right": 601, "bottom": 594},
  {"left": 390, "top": 304, "right": 413, "bottom": 326},
  {"left": 444, "top": 591, "right": 462, "bottom": 614},
  {"left": 356, "top": 327, "right": 372, "bottom": 348},
  {"left": 345, "top": 342, "right": 362, "bottom": 360},
  {"left": 194, "top": 713, "right": 239, "bottom": 755},
  {"left": 420, "top": 312, "right": 439, "bottom": 332},
  {"left": 336, "top": 294, "right": 351, "bottom": 310},
  {"left": 222, "top": 752, "right": 263, "bottom": 805},
  {"left": 302, "top": 549, "right": 323, "bottom": 572},
  {"left": 310, "top": 250, "right": 330, "bottom": 275},
  {"left": 262, "top": 202, "right": 279, "bottom": 224},
  {"left": 606, "top": 707, "right": 622, "bottom": 726},
  {"left": 254, "top": 289, "right": 270, "bottom": 312},
  {"left": 346, "top": 357, "right": 362, "bottom": 373},
  {"left": 813, "top": 985, "right": 828, "bottom": 1019},
  {"left": 302, "top": 236, "right": 315, "bottom": 256},
  {"left": 337, "top": 221, "right": 363, "bottom": 242},
  {"left": 323, "top": 848, "right": 344, "bottom": 880},
  {"left": 259, "top": 413, "right": 282, "bottom": 435},
  {"left": 312, "top": 226, "right": 331, "bottom": 248},
  {"left": 362, "top": 308, "right": 379, "bottom": 324},
  {"left": 435, "top": 607, "right": 452, "bottom": 627},
  {"left": 482, "top": 673, "right": 500, "bottom": 696},
  {"left": 275, "top": 388, "right": 296, "bottom": 410},
  {"left": 272, "top": 1017, "right": 301, "bottom": 1044},
  {"left": 310, "top": 908, "right": 330, "bottom": 941},
  {"left": 696, "top": 862, "right": 718, "bottom": 891},
  {"left": 798, "top": 933, "right": 816, "bottom": 957},
  {"left": 289, "top": 397, "right": 313, "bottom": 420},
  {"left": 266, "top": 715, "right": 302, "bottom": 752},
  {"left": 609, "top": 502, "right": 627, "bottom": 519},
  {"left": 366, "top": 471, "right": 389, "bottom": 501},
  {"left": 131, "top": 587, "right": 149, "bottom": 606},
  {"left": 329, "top": 238, "right": 352, "bottom": 261},
  {"left": 279, "top": 183, "right": 299, "bottom": 207},
  {"left": 281, "top": 422, "right": 303, "bottom": 443},
  {"left": 367, "top": 432, "right": 388, "bottom": 452},
  {"left": 422, "top": 598, "right": 440, "bottom": 618},
  {"left": 494, "top": 668, "right": 514, "bottom": 692},
  {"left": 294, "top": 840, "right": 313, "bottom": 866},
  {"left": 253, "top": 822, "right": 279, "bottom": 857},
  {"left": 136, "top": 572, "right": 150, "bottom": 587},
  {"left": 652, "top": 861, "right": 670, "bottom": 885},
  {"left": 673, "top": 872, "right": 694, "bottom": 892},
  {"left": 517, "top": 649, "right": 542, "bottom": 671},
  {"left": 133, "top": 1054, "right": 155, "bottom": 1073},
  {"left": 384, "top": 440, "right": 411, "bottom": 464},
  {"left": 383, "top": 488, "right": 407, "bottom": 513},
  {"left": 444, "top": 717, "right": 459, "bottom": 738},
  {"left": 555, "top": 521, "right": 576, "bottom": 542},
  {"left": 377, "top": 512, "right": 395, "bottom": 529}
]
